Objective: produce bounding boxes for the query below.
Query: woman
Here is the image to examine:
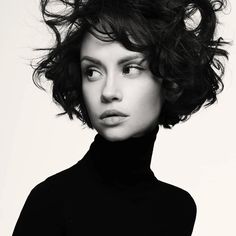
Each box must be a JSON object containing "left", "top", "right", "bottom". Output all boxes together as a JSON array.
[{"left": 13, "top": 0, "right": 228, "bottom": 235}]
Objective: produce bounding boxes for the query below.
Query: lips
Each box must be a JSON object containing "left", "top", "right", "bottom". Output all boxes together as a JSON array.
[{"left": 100, "top": 109, "right": 128, "bottom": 120}]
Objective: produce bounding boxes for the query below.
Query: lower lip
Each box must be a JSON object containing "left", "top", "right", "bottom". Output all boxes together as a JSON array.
[{"left": 101, "top": 116, "right": 128, "bottom": 126}]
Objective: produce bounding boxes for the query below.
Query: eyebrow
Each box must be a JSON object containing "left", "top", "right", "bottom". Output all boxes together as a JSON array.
[{"left": 80, "top": 55, "right": 145, "bottom": 66}]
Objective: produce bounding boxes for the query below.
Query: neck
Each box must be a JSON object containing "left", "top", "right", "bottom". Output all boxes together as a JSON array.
[{"left": 87, "top": 126, "right": 159, "bottom": 186}]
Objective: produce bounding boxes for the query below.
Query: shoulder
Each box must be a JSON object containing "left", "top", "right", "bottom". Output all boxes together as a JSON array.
[
  {"left": 152, "top": 180, "right": 197, "bottom": 234},
  {"left": 29, "top": 158, "right": 87, "bottom": 199},
  {"left": 158, "top": 179, "right": 197, "bottom": 208},
  {"left": 154, "top": 179, "right": 197, "bottom": 217},
  {"left": 158, "top": 180, "right": 196, "bottom": 203},
  {"left": 12, "top": 161, "right": 86, "bottom": 235}
]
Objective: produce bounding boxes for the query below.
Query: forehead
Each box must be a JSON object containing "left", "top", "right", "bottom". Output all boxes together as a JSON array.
[{"left": 80, "top": 32, "right": 143, "bottom": 60}]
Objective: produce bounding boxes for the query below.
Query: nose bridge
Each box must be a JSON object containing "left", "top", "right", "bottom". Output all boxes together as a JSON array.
[
  {"left": 101, "top": 71, "right": 122, "bottom": 102},
  {"left": 104, "top": 71, "right": 116, "bottom": 90}
]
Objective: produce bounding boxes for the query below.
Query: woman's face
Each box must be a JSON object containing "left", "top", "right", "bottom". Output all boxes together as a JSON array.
[{"left": 81, "top": 33, "right": 163, "bottom": 141}]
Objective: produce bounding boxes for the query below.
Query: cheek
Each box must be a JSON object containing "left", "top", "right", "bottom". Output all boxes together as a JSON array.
[
  {"left": 148, "top": 87, "right": 162, "bottom": 111},
  {"left": 82, "top": 85, "right": 95, "bottom": 117},
  {"left": 142, "top": 98, "right": 161, "bottom": 122},
  {"left": 82, "top": 83, "right": 99, "bottom": 110},
  {"left": 131, "top": 82, "right": 162, "bottom": 116}
]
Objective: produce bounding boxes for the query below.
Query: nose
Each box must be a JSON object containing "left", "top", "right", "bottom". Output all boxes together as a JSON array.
[{"left": 101, "top": 75, "right": 123, "bottom": 103}]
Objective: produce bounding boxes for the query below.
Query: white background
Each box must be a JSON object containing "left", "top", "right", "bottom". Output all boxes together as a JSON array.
[{"left": 0, "top": 1, "right": 235, "bottom": 235}]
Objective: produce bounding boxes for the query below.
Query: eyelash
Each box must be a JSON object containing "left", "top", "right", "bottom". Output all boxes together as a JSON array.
[
  {"left": 83, "top": 67, "right": 102, "bottom": 81},
  {"left": 122, "top": 65, "right": 145, "bottom": 75},
  {"left": 82, "top": 63, "right": 145, "bottom": 81}
]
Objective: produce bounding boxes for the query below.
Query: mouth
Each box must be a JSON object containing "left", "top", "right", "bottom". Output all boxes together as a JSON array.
[
  {"left": 100, "top": 109, "right": 128, "bottom": 120},
  {"left": 100, "top": 109, "right": 129, "bottom": 126}
]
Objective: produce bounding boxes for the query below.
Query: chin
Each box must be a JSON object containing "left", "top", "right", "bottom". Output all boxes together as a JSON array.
[{"left": 97, "top": 127, "right": 134, "bottom": 142}]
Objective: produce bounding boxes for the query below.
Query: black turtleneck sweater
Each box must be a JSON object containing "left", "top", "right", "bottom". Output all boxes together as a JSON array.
[{"left": 13, "top": 128, "right": 196, "bottom": 235}]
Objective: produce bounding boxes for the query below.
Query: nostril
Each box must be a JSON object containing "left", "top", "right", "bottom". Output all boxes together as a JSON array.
[
  {"left": 100, "top": 79, "right": 123, "bottom": 103},
  {"left": 101, "top": 92, "right": 122, "bottom": 103}
]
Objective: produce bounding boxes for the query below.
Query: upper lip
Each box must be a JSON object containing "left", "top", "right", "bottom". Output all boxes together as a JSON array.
[{"left": 100, "top": 109, "right": 128, "bottom": 119}]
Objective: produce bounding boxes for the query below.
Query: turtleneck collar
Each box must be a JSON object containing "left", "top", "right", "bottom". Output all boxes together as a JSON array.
[{"left": 85, "top": 126, "right": 159, "bottom": 187}]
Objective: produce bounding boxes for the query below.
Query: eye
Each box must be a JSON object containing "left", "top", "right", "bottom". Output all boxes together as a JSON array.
[
  {"left": 122, "top": 65, "right": 144, "bottom": 78},
  {"left": 83, "top": 67, "right": 103, "bottom": 81}
]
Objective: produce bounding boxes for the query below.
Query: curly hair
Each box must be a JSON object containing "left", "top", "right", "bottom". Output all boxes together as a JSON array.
[{"left": 33, "top": 0, "right": 229, "bottom": 128}]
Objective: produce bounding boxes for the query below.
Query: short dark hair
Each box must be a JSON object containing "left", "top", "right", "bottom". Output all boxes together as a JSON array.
[{"left": 33, "top": 0, "right": 229, "bottom": 128}]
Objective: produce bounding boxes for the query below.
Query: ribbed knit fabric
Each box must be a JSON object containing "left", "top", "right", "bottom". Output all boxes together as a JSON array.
[
  {"left": 86, "top": 126, "right": 158, "bottom": 187},
  {"left": 13, "top": 127, "right": 196, "bottom": 236}
]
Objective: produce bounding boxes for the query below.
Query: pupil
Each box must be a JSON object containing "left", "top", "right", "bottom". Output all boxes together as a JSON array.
[
  {"left": 87, "top": 69, "right": 93, "bottom": 77},
  {"left": 124, "top": 67, "right": 130, "bottom": 74}
]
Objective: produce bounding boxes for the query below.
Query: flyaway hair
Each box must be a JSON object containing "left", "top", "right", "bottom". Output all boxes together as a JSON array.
[{"left": 33, "top": 0, "right": 229, "bottom": 128}]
